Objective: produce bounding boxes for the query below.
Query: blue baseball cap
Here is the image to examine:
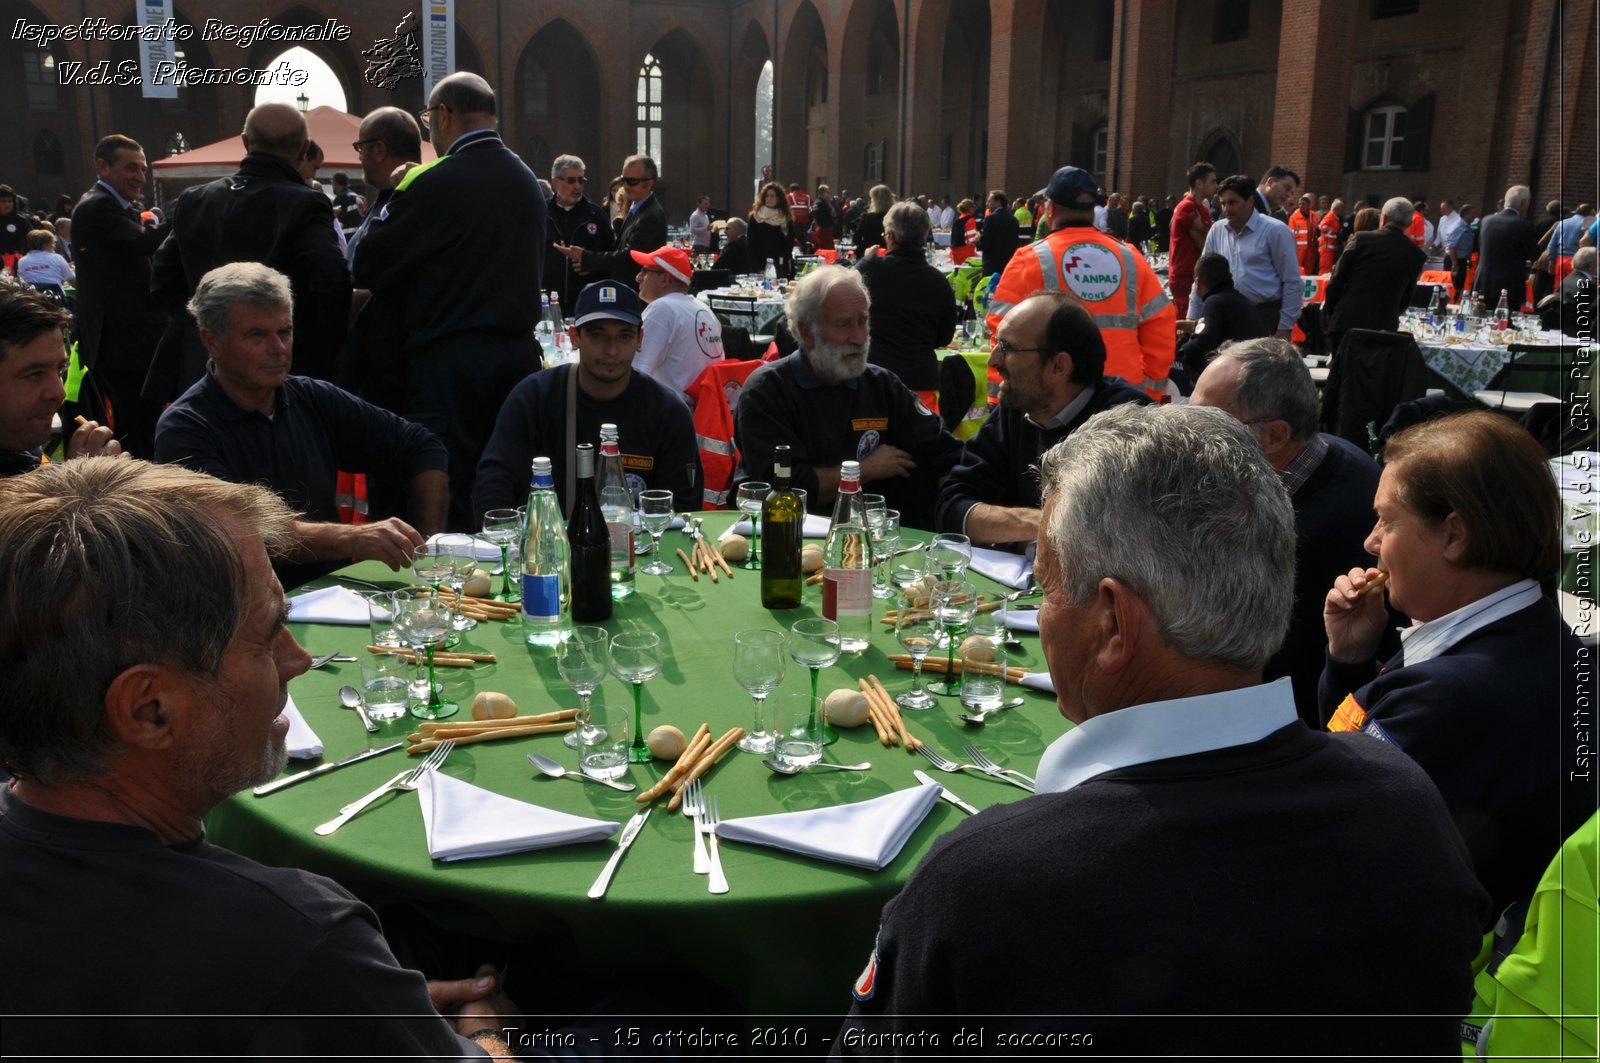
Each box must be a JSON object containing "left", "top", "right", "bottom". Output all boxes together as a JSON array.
[
  {"left": 572, "top": 280, "right": 644, "bottom": 327},
  {"left": 1043, "top": 166, "right": 1102, "bottom": 210}
]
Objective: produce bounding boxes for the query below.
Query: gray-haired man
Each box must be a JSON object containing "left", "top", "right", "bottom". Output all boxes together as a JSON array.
[
  {"left": 544, "top": 152, "right": 613, "bottom": 309},
  {"left": 837, "top": 403, "right": 1487, "bottom": 1055}
]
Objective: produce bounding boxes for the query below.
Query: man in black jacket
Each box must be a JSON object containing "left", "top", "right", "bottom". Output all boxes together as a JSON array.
[
  {"left": 976, "top": 190, "right": 1020, "bottom": 278},
  {"left": 854, "top": 202, "right": 956, "bottom": 396},
  {"left": 352, "top": 72, "right": 546, "bottom": 529},
  {"left": 148, "top": 104, "right": 350, "bottom": 400},
  {"left": 70, "top": 135, "right": 172, "bottom": 457},
  {"left": 1322, "top": 196, "right": 1427, "bottom": 356},
  {"left": 555, "top": 154, "right": 665, "bottom": 290},
  {"left": 1473, "top": 185, "right": 1541, "bottom": 308},
  {"left": 935, "top": 290, "right": 1148, "bottom": 544},
  {"left": 543, "top": 153, "right": 612, "bottom": 310},
  {"left": 714, "top": 218, "right": 753, "bottom": 275},
  {"left": 1175, "top": 252, "right": 1268, "bottom": 385}
]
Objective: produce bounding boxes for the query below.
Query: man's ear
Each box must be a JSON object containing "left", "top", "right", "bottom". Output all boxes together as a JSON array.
[
  {"left": 1439, "top": 511, "right": 1471, "bottom": 563},
  {"left": 1093, "top": 577, "right": 1146, "bottom": 676},
  {"left": 102, "top": 664, "right": 181, "bottom": 752},
  {"left": 797, "top": 322, "right": 815, "bottom": 350}
]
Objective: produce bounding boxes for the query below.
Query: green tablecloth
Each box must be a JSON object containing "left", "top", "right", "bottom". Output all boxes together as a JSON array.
[{"left": 207, "top": 515, "right": 1066, "bottom": 1018}]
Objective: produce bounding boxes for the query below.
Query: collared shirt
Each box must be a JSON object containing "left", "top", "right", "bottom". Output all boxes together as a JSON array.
[
  {"left": 95, "top": 179, "right": 132, "bottom": 211},
  {"left": 1036, "top": 677, "right": 1298, "bottom": 794},
  {"left": 1436, "top": 210, "right": 1463, "bottom": 248},
  {"left": 1399, "top": 579, "right": 1542, "bottom": 667},
  {"left": 1026, "top": 383, "right": 1096, "bottom": 432},
  {"left": 1201, "top": 210, "right": 1303, "bottom": 328},
  {"left": 442, "top": 128, "right": 499, "bottom": 156},
  {"left": 1277, "top": 433, "right": 1329, "bottom": 497},
  {"left": 1550, "top": 213, "right": 1591, "bottom": 257},
  {"left": 628, "top": 193, "right": 656, "bottom": 219}
]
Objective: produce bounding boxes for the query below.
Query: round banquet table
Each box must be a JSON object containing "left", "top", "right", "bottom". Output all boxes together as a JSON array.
[{"left": 206, "top": 515, "right": 1068, "bottom": 1022}]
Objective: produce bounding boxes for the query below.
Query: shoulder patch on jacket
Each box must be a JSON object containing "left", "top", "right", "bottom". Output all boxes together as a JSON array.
[{"left": 852, "top": 933, "right": 881, "bottom": 1002}]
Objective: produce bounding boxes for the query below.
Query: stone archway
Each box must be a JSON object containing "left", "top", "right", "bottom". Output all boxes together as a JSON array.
[
  {"left": 512, "top": 20, "right": 603, "bottom": 183},
  {"left": 732, "top": 20, "right": 771, "bottom": 205},
  {"left": 777, "top": 1, "right": 828, "bottom": 190},
  {"left": 838, "top": 0, "right": 899, "bottom": 194},
  {"left": 636, "top": 28, "right": 716, "bottom": 215}
]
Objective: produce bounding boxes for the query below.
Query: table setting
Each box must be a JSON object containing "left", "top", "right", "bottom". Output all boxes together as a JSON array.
[{"left": 208, "top": 512, "right": 1067, "bottom": 1017}]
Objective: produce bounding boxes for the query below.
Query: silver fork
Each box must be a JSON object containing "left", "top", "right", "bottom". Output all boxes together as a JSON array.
[
  {"left": 703, "top": 794, "right": 729, "bottom": 895},
  {"left": 683, "top": 777, "right": 710, "bottom": 875},
  {"left": 961, "top": 743, "right": 1037, "bottom": 792},
  {"left": 315, "top": 741, "right": 454, "bottom": 835},
  {"left": 915, "top": 743, "right": 983, "bottom": 778}
]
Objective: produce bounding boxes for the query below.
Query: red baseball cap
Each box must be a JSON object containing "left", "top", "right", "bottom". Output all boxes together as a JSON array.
[{"left": 629, "top": 246, "right": 693, "bottom": 284}]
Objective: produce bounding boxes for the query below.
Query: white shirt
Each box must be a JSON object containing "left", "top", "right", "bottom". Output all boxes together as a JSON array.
[
  {"left": 937, "top": 205, "right": 956, "bottom": 230},
  {"left": 1435, "top": 210, "right": 1463, "bottom": 249},
  {"left": 1200, "top": 211, "right": 1304, "bottom": 329},
  {"left": 1093, "top": 204, "right": 1109, "bottom": 232},
  {"left": 637, "top": 291, "right": 725, "bottom": 398},
  {"left": 689, "top": 208, "right": 711, "bottom": 248},
  {"left": 1036, "top": 678, "right": 1298, "bottom": 794},
  {"left": 1398, "top": 579, "right": 1541, "bottom": 667},
  {"left": 1421, "top": 218, "right": 1436, "bottom": 249},
  {"left": 17, "top": 250, "right": 74, "bottom": 286}
]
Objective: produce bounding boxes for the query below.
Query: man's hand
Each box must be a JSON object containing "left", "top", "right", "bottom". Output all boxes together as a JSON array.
[
  {"left": 345, "top": 517, "right": 426, "bottom": 570},
  {"left": 389, "top": 161, "right": 420, "bottom": 186},
  {"left": 1273, "top": 328, "right": 1293, "bottom": 340},
  {"left": 553, "top": 242, "right": 590, "bottom": 276},
  {"left": 426, "top": 968, "right": 499, "bottom": 1015},
  {"left": 65, "top": 420, "right": 124, "bottom": 460},
  {"left": 1174, "top": 318, "right": 1197, "bottom": 339},
  {"left": 859, "top": 444, "right": 916, "bottom": 482},
  {"left": 1324, "top": 566, "right": 1389, "bottom": 664}
]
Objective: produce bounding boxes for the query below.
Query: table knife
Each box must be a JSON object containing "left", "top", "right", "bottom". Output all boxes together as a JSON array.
[
  {"left": 252, "top": 742, "right": 403, "bottom": 796},
  {"left": 588, "top": 808, "right": 651, "bottom": 900},
  {"left": 914, "top": 769, "right": 978, "bottom": 815}
]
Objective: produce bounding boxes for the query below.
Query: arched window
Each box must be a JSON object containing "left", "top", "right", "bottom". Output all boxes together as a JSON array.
[
  {"left": 636, "top": 53, "right": 663, "bottom": 168},
  {"left": 521, "top": 52, "right": 549, "bottom": 121},
  {"left": 34, "top": 130, "right": 64, "bottom": 174},
  {"left": 1202, "top": 133, "right": 1241, "bottom": 180},
  {"left": 24, "top": 48, "right": 57, "bottom": 112},
  {"left": 1362, "top": 104, "right": 1406, "bottom": 170}
]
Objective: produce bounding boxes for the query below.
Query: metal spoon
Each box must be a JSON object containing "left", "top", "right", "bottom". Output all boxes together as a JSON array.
[
  {"left": 959, "top": 696, "right": 1026, "bottom": 726},
  {"left": 338, "top": 684, "right": 379, "bottom": 733},
  {"left": 527, "top": 752, "right": 637, "bottom": 792},
  {"left": 310, "top": 651, "right": 356, "bottom": 669},
  {"left": 762, "top": 759, "right": 873, "bottom": 775}
]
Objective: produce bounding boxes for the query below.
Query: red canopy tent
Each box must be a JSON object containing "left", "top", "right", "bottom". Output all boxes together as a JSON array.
[{"left": 150, "top": 105, "right": 436, "bottom": 187}]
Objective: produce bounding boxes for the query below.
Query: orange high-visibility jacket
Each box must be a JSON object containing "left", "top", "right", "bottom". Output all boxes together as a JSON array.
[
  {"left": 1318, "top": 209, "right": 1342, "bottom": 274},
  {"left": 1289, "top": 210, "right": 1320, "bottom": 275},
  {"left": 986, "top": 226, "right": 1175, "bottom": 397},
  {"left": 1406, "top": 212, "right": 1426, "bottom": 248}
]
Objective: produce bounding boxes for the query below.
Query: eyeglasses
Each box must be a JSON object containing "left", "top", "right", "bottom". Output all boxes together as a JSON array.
[
  {"left": 621, "top": 177, "right": 651, "bottom": 186},
  {"left": 350, "top": 139, "right": 379, "bottom": 155},
  {"left": 417, "top": 104, "right": 447, "bottom": 131},
  {"left": 556, "top": 175, "right": 587, "bottom": 185},
  {"left": 990, "top": 341, "right": 1054, "bottom": 359}
]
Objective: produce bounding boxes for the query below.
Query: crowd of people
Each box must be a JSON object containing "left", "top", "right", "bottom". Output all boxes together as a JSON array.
[{"left": 0, "top": 77, "right": 1592, "bottom": 1057}]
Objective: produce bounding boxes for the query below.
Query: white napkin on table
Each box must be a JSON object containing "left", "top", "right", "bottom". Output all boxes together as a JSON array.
[
  {"left": 968, "top": 547, "right": 1032, "bottom": 590},
  {"left": 1018, "top": 672, "right": 1055, "bottom": 695},
  {"left": 722, "top": 514, "right": 831, "bottom": 539},
  {"left": 281, "top": 696, "right": 324, "bottom": 760},
  {"left": 415, "top": 770, "right": 619, "bottom": 862},
  {"left": 286, "top": 585, "right": 370, "bottom": 625},
  {"left": 715, "top": 783, "right": 942, "bottom": 870},
  {"left": 1005, "top": 609, "right": 1040, "bottom": 633},
  {"left": 426, "top": 533, "right": 502, "bottom": 563}
]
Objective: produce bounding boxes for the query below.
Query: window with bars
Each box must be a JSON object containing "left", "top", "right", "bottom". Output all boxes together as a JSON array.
[
  {"left": 522, "top": 52, "right": 549, "bottom": 121},
  {"left": 636, "top": 53, "right": 662, "bottom": 170},
  {"left": 25, "top": 49, "right": 57, "bottom": 112}
]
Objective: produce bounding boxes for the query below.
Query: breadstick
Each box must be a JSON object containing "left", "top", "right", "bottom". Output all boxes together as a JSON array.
[
  {"left": 635, "top": 724, "right": 713, "bottom": 804},
  {"left": 666, "top": 726, "right": 744, "bottom": 811},
  {"left": 857, "top": 678, "right": 897, "bottom": 746},
  {"left": 867, "top": 674, "right": 919, "bottom": 750},
  {"left": 418, "top": 709, "right": 575, "bottom": 733},
  {"left": 1354, "top": 570, "right": 1390, "bottom": 598},
  {"left": 675, "top": 547, "right": 698, "bottom": 580},
  {"left": 406, "top": 720, "right": 575, "bottom": 752}
]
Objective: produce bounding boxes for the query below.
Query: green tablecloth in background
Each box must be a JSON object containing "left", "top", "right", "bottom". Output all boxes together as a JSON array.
[{"left": 207, "top": 515, "right": 1066, "bottom": 1018}]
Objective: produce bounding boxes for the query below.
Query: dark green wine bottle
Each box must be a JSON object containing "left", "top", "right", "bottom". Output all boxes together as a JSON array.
[{"left": 760, "top": 446, "right": 804, "bottom": 609}]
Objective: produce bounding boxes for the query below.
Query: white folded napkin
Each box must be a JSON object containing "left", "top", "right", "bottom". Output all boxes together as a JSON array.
[
  {"left": 286, "top": 585, "right": 370, "bottom": 625},
  {"left": 1018, "top": 672, "right": 1055, "bottom": 695},
  {"left": 721, "top": 514, "right": 831, "bottom": 540},
  {"left": 415, "top": 770, "right": 619, "bottom": 861},
  {"left": 967, "top": 547, "right": 1033, "bottom": 590},
  {"left": 1005, "top": 609, "right": 1040, "bottom": 634},
  {"left": 426, "top": 533, "right": 502, "bottom": 563},
  {"left": 715, "top": 783, "right": 942, "bottom": 870},
  {"left": 281, "top": 696, "right": 324, "bottom": 759}
]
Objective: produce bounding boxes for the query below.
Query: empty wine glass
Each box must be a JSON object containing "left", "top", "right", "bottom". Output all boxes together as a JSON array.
[
  {"left": 732, "top": 628, "right": 786, "bottom": 754},
  {"left": 638, "top": 490, "right": 675, "bottom": 576},
  {"left": 609, "top": 631, "right": 662, "bottom": 763},
  {"left": 557, "top": 626, "right": 610, "bottom": 750},
  {"left": 867, "top": 506, "right": 899, "bottom": 599},
  {"left": 962, "top": 318, "right": 982, "bottom": 349},
  {"left": 735, "top": 482, "right": 770, "bottom": 570},
  {"left": 481, "top": 508, "right": 522, "bottom": 602},
  {"left": 394, "top": 587, "right": 456, "bottom": 720},
  {"left": 893, "top": 585, "right": 938, "bottom": 710},
  {"left": 929, "top": 532, "right": 972, "bottom": 580},
  {"left": 438, "top": 533, "right": 478, "bottom": 632},
  {"left": 410, "top": 542, "right": 459, "bottom": 647},
  {"left": 789, "top": 617, "right": 841, "bottom": 745},
  {"left": 928, "top": 579, "right": 978, "bottom": 698}
]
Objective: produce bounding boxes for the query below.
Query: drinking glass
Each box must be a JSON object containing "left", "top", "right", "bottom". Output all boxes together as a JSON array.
[
  {"left": 609, "top": 631, "right": 662, "bottom": 763},
  {"left": 437, "top": 533, "right": 479, "bottom": 633},
  {"left": 928, "top": 532, "right": 972, "bottom": 580},
  {"left": 960, "top": 606, "right": 1007, "bottom": 712},
  {"left": 789, "top": 617, "right": 841, "bottom": 745},
  {"left": 928, "top": 579, "right": 978, "bottom": 698},
  {"left": 410, "top": 542, "right": 459, "bottom": 648},
  {"left": 732, "top": 628, "right": 786, "bottom": 754},
  {"left": 962, "top": 318, "right": 982, "bottom": 349},
  {"left": 638, "top": 490, "right": 675, "bottom": 575},
  {"left": 868, "top": 507, "right": 900, "bottom": 599},
  {"left": 367, "top": 590, "right": 402, "bottom": 648},
  {"left": 557, "top": 626, "right": 610, "bottom": 750},
  {"left": 580, "top": 699, "right": 631, "bottom": 781},
  {"left": 359, "top": 654, "right": 411, "bottom": 721},
  {"left": 735, "top": 482, "right": 770, "bottom": 569},
  {"left": 891, "top": 538, "right": 928, "bottom": 588},
  {"left": 773, "top": 692, "right": 823, "bottom": 768},
  {"left": 893, "top": 586, "right": 939, "bottom": 710},
  {"left": 394, "top": 588, "right": 456, "bottom": 719},
  {"left": 481, "top": 508, "right": 522, "bottom": 602}
]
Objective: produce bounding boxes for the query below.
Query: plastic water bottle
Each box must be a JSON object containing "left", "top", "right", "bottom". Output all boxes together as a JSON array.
[
  {"left": 598, "top": 424, "right": 635, "bottom": 599},
  {"left": 535, "top": 293, "right": 553, "bottom": 347},
  {"left": 1426, "top": 285, "right": 1443, "bottom": 327},
  {"left": 764, "top": 257, "right": 777, "bottom": 290},
  {"left": 521, "top": 457, "right": 570, "bottom": 647},
  {"left": 549, "top": 292, "right": 567, "bottom": 362},
  {"left": 822, "top": 460, "right": 872, "bottom": 653}
]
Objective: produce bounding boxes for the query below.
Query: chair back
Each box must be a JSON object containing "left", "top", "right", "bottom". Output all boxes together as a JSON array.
[
  {"left": 691, "top": 269, "right": 732, "bottom": 293},
  {"left": 706, "top": 293, "right": 760, "bottom": 333},
  {"left": 1487, "top": 344, "right": 1567, "bottom": 400},
  {"left": 1327, "top": 329, "right": 1428, "bottom": 454},
  {"left": 684, "top": 359, "right": 763, "bottom": 508}
]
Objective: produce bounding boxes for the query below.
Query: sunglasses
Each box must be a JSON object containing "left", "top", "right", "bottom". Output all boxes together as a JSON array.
[
  {"left": 556, "top": 175, "right": 587, "bottom": 185},
  {"left": 621, "top": 177, "right": 651, "bottom": 186}
]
